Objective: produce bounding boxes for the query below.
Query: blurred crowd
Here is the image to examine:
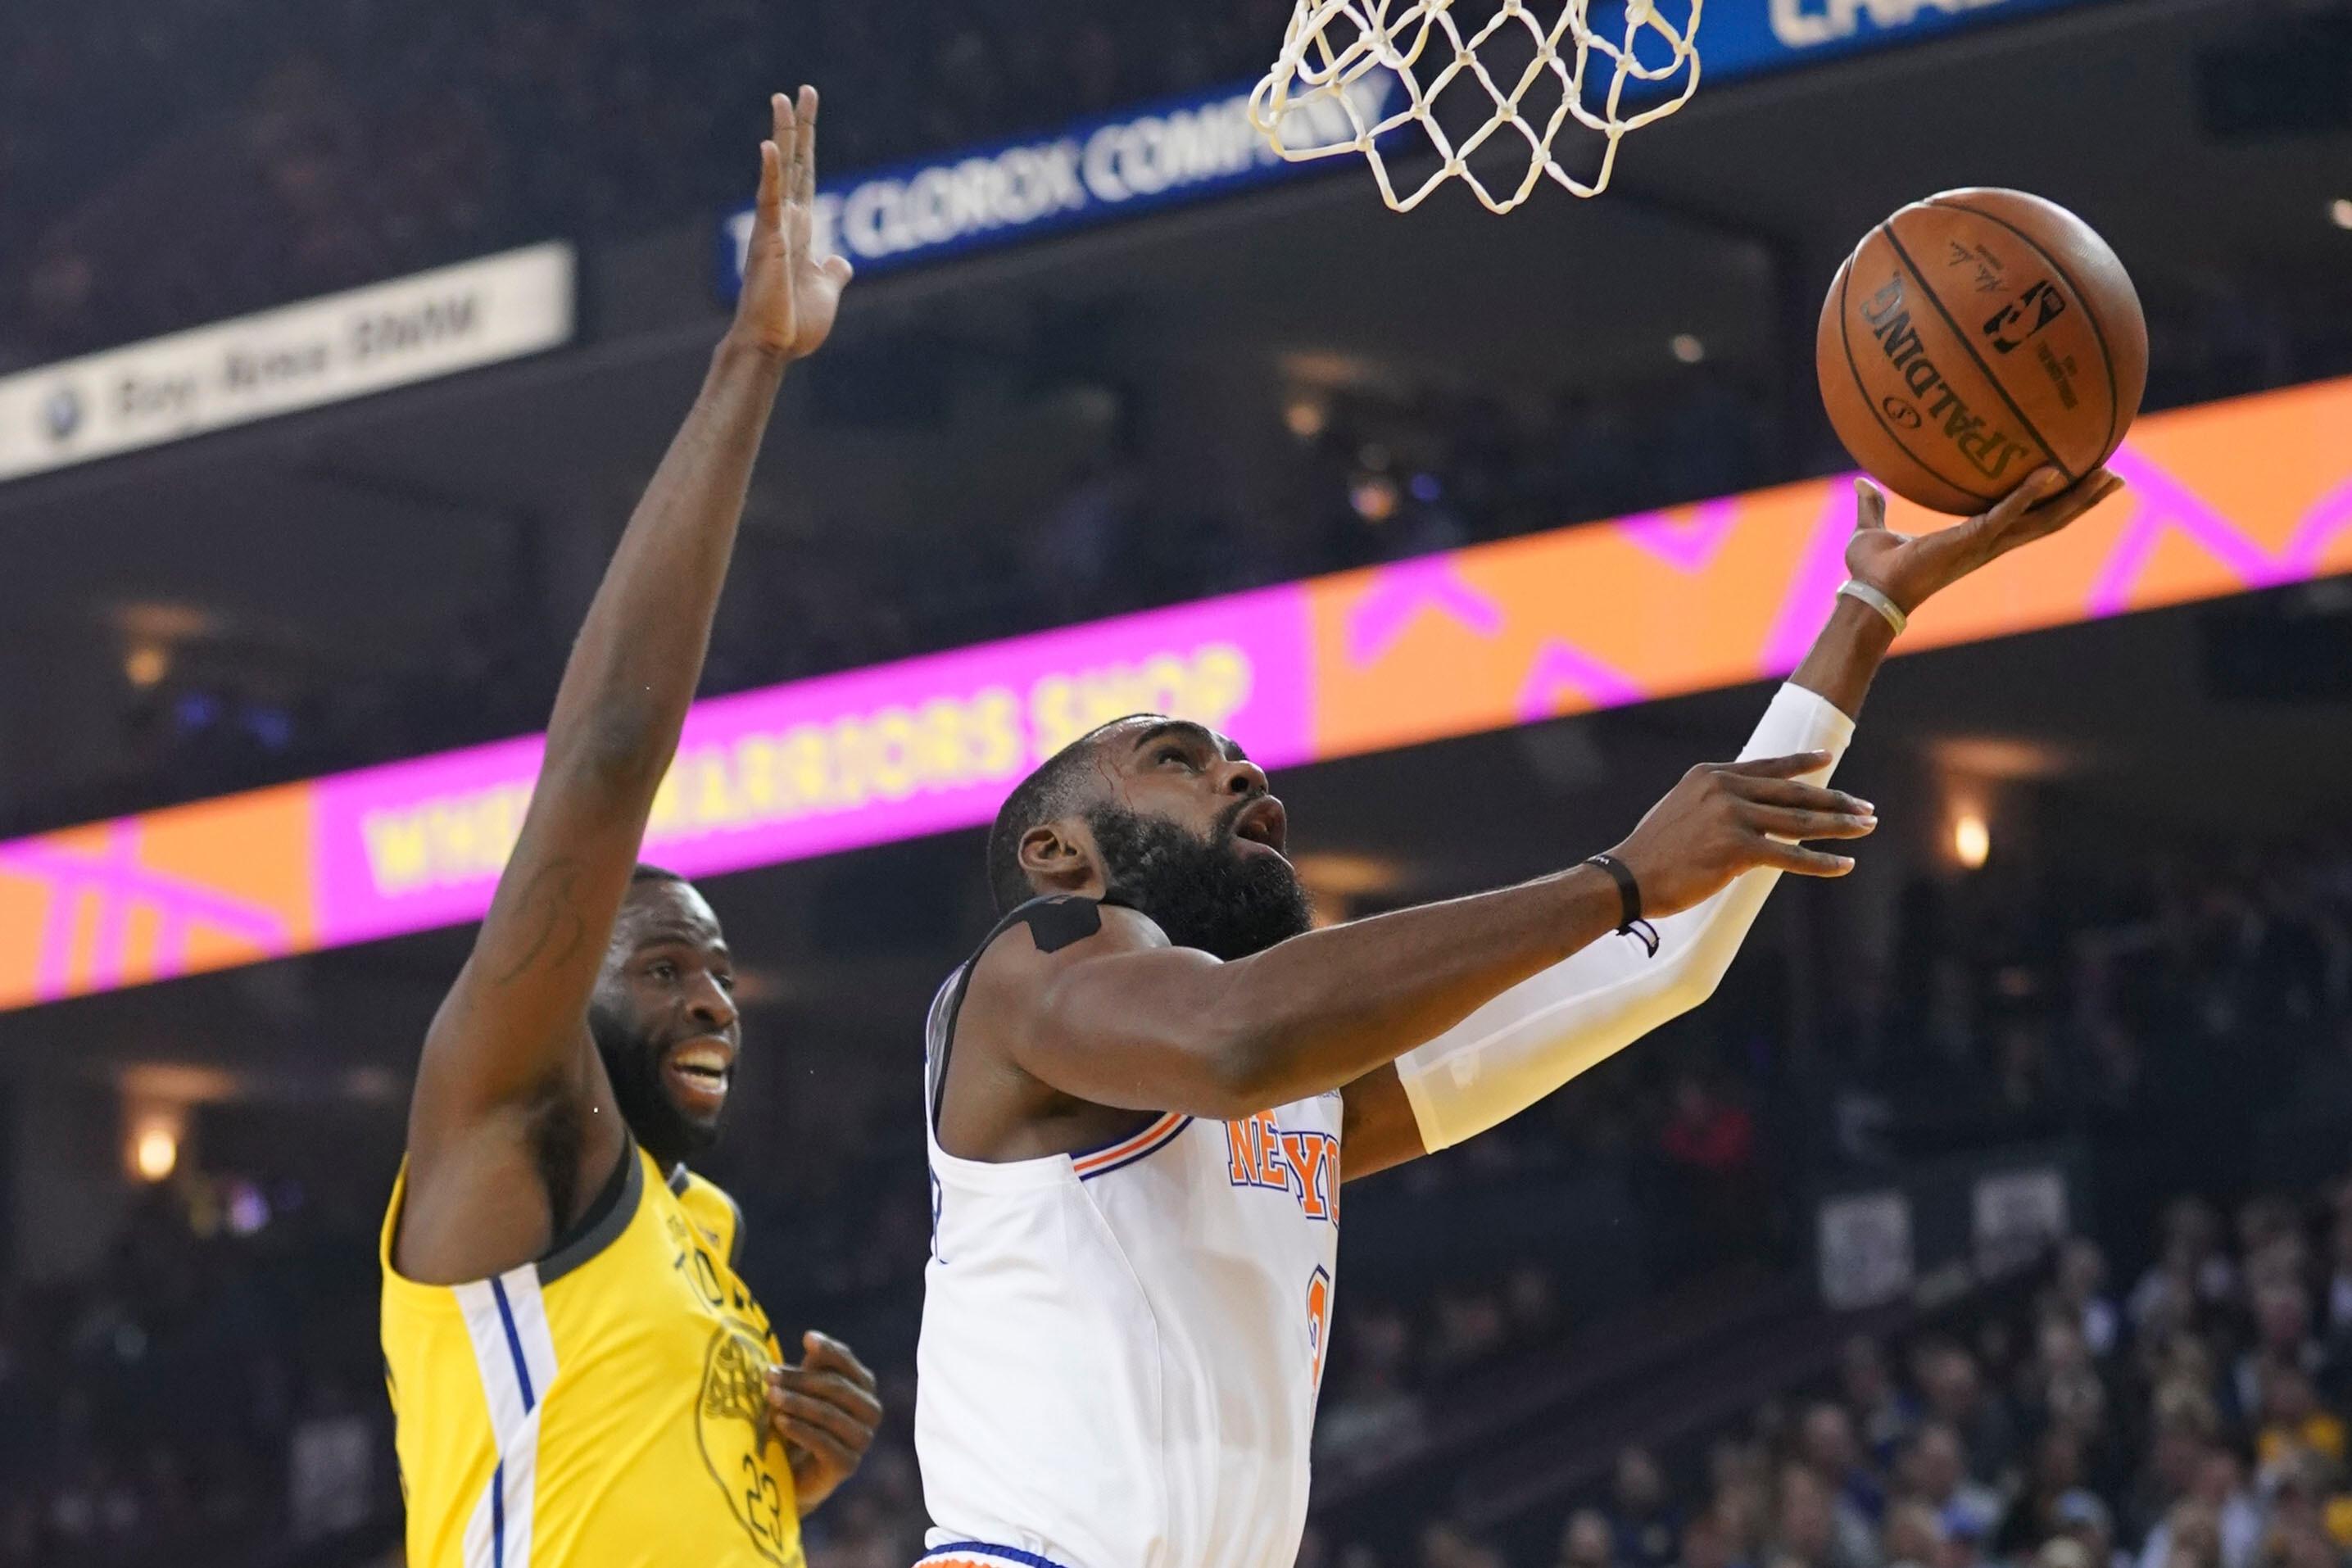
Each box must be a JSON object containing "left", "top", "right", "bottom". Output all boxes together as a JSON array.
[
  {"left": 1822, "top": 830, "right": 2352, "bottom": 1197},
  {"left": 0, "top": 1182, "right": 392, "bottom": 1567},
  {"left": 4, "top": 811, "right": 2352, "bottom": 1563},
  {"left": 1402, "top": 1172, "right": 2352, "bottom": 1568}
]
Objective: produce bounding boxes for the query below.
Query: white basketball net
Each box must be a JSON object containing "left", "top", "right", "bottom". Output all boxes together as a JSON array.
[{"left": 1248, "top": 0, "right": 1704, "bottom": 213}]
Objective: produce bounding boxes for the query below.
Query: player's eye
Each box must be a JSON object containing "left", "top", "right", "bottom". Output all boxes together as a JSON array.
[
  {"left": 1155, "top": 745, "right": 1195, "bottom": 768},
  {"left": 714, "top": 972, "right": 736, "bottom": 995},
  {"left": 649, "top": 960, "right": 678, "bottom": 983}
]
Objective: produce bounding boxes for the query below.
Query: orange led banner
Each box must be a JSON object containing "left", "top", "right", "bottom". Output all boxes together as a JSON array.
[{"left": 5, "top": 374, "right": 2349, "bottom": 1011}]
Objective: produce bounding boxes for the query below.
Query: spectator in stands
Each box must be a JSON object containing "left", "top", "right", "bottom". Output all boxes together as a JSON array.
[
  {"left": 2055, "top": 1489, "right": 2131, "bottom": 1568},
  {"left": 2130, "top": 1389, "right": 2227, "bottom": 1549},
  {"left": 2056, "top": 1239, "right": 2124, "bottom": 1360},
  {"left": 1677, "top": 1498, "right": 1742, "bottom": 1568},
  {"left": 1844, "top": 1335, "right": 1920, "bottom": 1469},
  {"left": 2256, "top": 1365, "right": 2346, "bottom": 1474},
  {"left": 1770, "top": 1463, "right": 1851, "bottom": 1568},
  {"left": 1566, "top": 1507, "right": 1625, "bottom": 1568},
  {"left": 1660, "top": 1069, "right": 1763, "bottom": 1267},
  {"left": 1611, "top": 1446, "right": 1684, "bottom": 1568},
  {"left": 1878, "top": 1498, "right": 1946, "bottom": 1568},
  {"left": 2138, "top": 1449, "right": 2264, "bottom": 1568},
  {"left": 1902, "top": 1422, "right": 2005, "bottom": 1544},
  {"left": 1800, "top": 1400, "right": 1888, "bottom": 1527},
  {"left": 1918, "top": 1345, "right": 2019, "bottom": 1485},
  {"left": 1315, "top": 1302, "right": 1427, "bottom": 1480},
  {"left": 2237, "top": 1283, "right": 2323, "bottom": 1423},
  {"left": 1426, "top": 1519, "right": 1509, "bottom": 1568},
  {"left": 2142, "top": 1498, "right": 2226, "bottom": 1568},
  {"left": 2321, "top": 1204, "right": 2352, "bottom": 1343},
  {"left": 2131, "top": 1202, "right": 2239, "bottom": 1331}
]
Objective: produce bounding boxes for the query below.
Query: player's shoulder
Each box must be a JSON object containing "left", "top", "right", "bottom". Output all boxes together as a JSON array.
[
  {"left": 972, "top": 896, "right": 1167, "bottom": 979},
  {"left": 670, "top": 1164, "right": 745, "bottom": 1267}
]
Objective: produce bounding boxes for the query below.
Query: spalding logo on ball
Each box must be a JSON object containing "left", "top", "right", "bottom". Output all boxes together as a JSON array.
[{"left": 1816, "top": 188, "right": 2148, "bottom": 515}]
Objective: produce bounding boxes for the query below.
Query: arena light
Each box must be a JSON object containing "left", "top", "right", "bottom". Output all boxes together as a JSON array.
[
  {"left": 1349, "top": 475, "right": 1399, "bottom": 523},
  {"left": 123, "top": 643, "right": 170, "bottom": 689},
  {"left": 1953, "top": 813, "right": 1992, "bottom": 871},
  {"left": 1671, "top": 333, "right": 1706, "bottom": 365},
  {"left": 2332, "top": 198, "right": 2352, "bottom": 231},
  {"left": 130, "top": 1120, "right": 179, "bottom": 1183}
]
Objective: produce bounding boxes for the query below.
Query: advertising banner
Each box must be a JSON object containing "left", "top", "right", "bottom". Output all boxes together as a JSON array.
[
  {"left": 718, "top": 78, "right": 1397, "bottom": 296},
  {"left": 0, "top": 242, "right": 576, "bottom": 483},
  {"left": 5, "top": 374, "right": 2350, "bottom": 1009}
]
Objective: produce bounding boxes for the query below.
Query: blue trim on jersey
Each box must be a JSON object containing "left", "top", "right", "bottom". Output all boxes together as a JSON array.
[
  {"left": 491, "top": 1277, "right": 537, "bottom": 1412},
  {"left": 922, "top": 1543, "right": 1068, "bottom": 1568},
  {"left": 492, "top": 1459, "right": 505, "bottom": 1568},
  {"left": 1074, "top": 1115, "right": 1194, "bottom": 1181}
]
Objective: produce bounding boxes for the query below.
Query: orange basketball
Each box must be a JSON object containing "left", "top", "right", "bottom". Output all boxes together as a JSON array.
[{"left": 1815, "top": 188, "right": 2148, "bottom": 515}]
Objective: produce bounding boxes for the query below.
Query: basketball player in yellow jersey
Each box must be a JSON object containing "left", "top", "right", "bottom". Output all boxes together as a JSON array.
[{"left": 382, "top": 88, "right": 880, "bottom": 1568}]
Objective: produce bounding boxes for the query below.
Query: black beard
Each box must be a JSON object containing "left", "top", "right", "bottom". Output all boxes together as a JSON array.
[
  {"left": 588, "top": 1006, "right": 722, "bottom": 1172},
  {"left": 1086, "top": 799, "right": 1314, "bottom": 961}
]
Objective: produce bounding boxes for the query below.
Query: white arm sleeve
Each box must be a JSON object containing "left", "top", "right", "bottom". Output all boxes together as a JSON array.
[{"left": 1393, "top": 682, "right": 1856, "bottom": 1152}]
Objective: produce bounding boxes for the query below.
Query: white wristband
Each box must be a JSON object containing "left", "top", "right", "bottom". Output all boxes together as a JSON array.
[{"left": 1838, "top": 579, "right": 1907, "bottom": 637}]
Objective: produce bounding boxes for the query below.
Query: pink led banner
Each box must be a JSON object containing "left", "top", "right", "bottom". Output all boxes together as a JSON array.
[{"left": 6, "top": 374, "right": 2350, "bottom": 1009}]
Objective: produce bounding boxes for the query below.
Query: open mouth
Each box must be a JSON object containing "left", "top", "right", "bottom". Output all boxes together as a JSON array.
[
  {"left": 663, "top": 1037, "right": 736, "bottom": 1116},
  {"left": 1230, "top": 795, "right": 1290, "bottom": 858}
]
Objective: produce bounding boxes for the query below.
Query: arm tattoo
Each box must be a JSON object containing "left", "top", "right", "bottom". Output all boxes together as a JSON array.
[{"left": 487, "top": 858, "right": 591, "bottom": 986}]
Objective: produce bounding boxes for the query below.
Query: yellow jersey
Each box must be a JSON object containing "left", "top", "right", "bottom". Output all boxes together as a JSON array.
[{"left": 381, "top": 1142, "right": 803, "bottom": 1567}]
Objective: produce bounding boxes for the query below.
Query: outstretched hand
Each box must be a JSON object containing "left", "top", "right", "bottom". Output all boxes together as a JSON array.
[
  {"left": 1847, "top": 465, "right": 2127, "bottom": 614},
  {"left": 1607, "top": 752, "right": 1879, "bottom": 919},
  {"left": 735, "top": 87, "right": 854, "bottom": 362}
]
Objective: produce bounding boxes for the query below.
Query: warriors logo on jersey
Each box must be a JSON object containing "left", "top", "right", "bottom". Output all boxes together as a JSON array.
[{"left": 382, "top": 1140, "right": 804, "bottom": 1567}]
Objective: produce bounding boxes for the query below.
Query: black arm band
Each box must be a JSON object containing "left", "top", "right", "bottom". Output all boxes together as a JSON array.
[{"left": 1584, "top": 854, "right": 1661, "bottom": 958}]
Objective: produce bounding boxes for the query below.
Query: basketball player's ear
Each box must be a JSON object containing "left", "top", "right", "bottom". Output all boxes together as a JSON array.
[{"left": 1018, "top": 820, "right": 1098, "bottom": 895}]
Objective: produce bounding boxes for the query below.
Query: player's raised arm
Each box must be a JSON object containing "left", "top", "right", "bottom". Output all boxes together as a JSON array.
[
  {"left": 956, "top": 745, "right": 1872, "bottom": 1128},
  {"left": 397, "top": 90, "right": 850, "bottom": 1283},
  {"left": 1334, "top": 465, "right": 2129, "bottom": 1179}
]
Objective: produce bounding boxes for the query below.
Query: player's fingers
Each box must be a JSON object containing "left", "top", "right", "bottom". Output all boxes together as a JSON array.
[
  {"left": 1992, "top": 467, "right": 2123, "bottom": 553},
  {"left": 1752, "top": 840, "right": 1859, "bottom": 877},
  {"left": 755, "top": 141, "right": 782, "bottom": 224},
  {"left": 1720, "top": 776, "right": 1874, "bottom": 816},
  {"left": 1715, "top": 750, "right": 1833, "bottom": 781},
  {"left": 775, "top": 1367, "right": 883, "bottom": 1427},
  {"left": 769, "top": 1386, "right": 876, "bottom": 1448},
  {"left": 820, "top": 253, "right": 854, "bottom": 288},
  {"left": 801, "top": 1330, "right": 878, "bottom": 1390},
  {"left": 1740, "top": 804, "right": 1878, "bottom": 842},
  {"left": 776, "top": 1363, "right": 884, "bottom": 1429},
  {"left": 776, "top": 100, "right": 804, "bottom": 243},
  {"left": 2056, "top": 469, "right": 2126, "bottom": 518},
  {"left": 771, "top": 91, "right": 795, "bottom": 171},
  {"left": 1996, "top": 465, "right": 2069, "bottom": 519},
  {"left": 1852, "top": 478, "right": 1887, "bottom": 534},
  {"left": 795, "top": 85, "right": 819, "bottom": 207}
]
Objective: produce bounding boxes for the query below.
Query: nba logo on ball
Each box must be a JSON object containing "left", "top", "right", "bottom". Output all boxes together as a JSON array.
[
  {"left": 42, "top": 385, "right": 82, "bottom": 442},
  {"left": 1816, "top": 188, "right": 2148, "bottom": 515}
]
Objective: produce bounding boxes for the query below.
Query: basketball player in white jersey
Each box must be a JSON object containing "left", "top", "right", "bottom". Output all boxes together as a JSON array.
[{"left": 913, "top": 464, "right": 2123, "bottom": 1567}]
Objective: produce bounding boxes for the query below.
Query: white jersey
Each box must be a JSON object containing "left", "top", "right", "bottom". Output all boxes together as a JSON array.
[{"left": 914, "top": 899, "right": 1344, "bottom": 1568}]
